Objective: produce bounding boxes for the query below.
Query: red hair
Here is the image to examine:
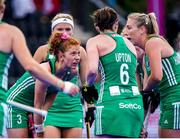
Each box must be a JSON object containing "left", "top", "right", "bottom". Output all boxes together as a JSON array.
[{"left": 48, "top": 32, "right": 80, "bottom": 58}]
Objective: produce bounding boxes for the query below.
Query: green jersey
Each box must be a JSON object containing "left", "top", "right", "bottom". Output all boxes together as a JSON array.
[
  {"left": 95, "top": 33, "right": 144, "bottom": 137},
  {"left": 0, "top": 21, "right": 13, "bottom": 137},
  {"left": 0, "top": 51, "right": 13, "bottom": 102},
  {"left": 0, "top": 21, "right": 14, "bottom": 91},
  {"left": 145, "top": 52, "right": 180, "bottom": 109},
  {"left": 44, "top": 51, "right": 83, "bottom": 128},
  {"left": 98, "top": 33, "right": 141, "bottom": 104},
  {"left": 6, "top": 72, "right": 35, "bottom": 106},
  {"left": 6, "top": 58, "right": 56, "bottom": 107},
  {"left": 0, "top": 20, "right": 14, "bottom": 102},
  {"left": 6, "top": 58, "right": 58, "bottom": 128}
]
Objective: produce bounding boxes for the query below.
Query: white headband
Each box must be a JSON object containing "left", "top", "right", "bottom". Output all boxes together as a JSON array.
[{"left": 51, "top": 18, "right": 74, "bottom": 31}]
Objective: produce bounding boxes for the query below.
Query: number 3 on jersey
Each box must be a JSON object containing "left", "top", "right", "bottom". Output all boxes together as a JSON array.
[{"left": 17, "top": 114, "right": 22, "bottom": 124}]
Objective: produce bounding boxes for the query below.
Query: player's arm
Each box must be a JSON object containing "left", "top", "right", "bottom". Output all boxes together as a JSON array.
[
  {"left": 86, "top": 38, "right": 99, "bottom": 85},
  {"left": 143, "top": 39, "right": 163, "bottom": 91},
  {"left": 33, "top": 63, "right": 49, "bottom": 137},
  {"left": 79, "top": 46, "right": 88, "bottom": 85}
]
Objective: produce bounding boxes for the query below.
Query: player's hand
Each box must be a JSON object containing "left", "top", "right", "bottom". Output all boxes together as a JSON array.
[
  {"left": 62, "top": 81, "right": 79, "bottom": 96},
  {"left": 139, "top": 127, "right": 148, "bottom": 138},
  {"left": 140, "top": 90, "right": 160, "bottom": 113},
  {"left": 81, "top": 85, "right": 98, "bottom": 104},
  {"left": 140, "top": 91, "right": 152, "bottom": 111},
  {"left": 150, "top": 92, "right": 160, "bottom": 113}
]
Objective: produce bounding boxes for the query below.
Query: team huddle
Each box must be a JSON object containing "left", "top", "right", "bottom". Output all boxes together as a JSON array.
[{"left": 0, "top": 0, "right": 180, "bottom": 138}]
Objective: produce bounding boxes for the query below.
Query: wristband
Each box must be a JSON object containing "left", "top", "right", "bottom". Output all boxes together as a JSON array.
[
  {"left": 34, "top": 124, "right": 44, "bottom": 133},
  {"left": 63, "top": 82, "right": 73, "bottom": 94}
]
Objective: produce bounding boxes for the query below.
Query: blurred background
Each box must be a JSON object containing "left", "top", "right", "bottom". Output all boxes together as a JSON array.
[{"left": 3, "top": 0, "right": 180, "bottom": 86}]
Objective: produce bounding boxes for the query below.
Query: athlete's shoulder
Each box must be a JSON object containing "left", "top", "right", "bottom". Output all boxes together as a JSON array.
[
  {"left": 4, "top": 23, "right": 21, "bottom": 32},
  {"left": 0, "top": 23, "right": 24, "bottom": 43},
  {"left": 87, "top": 34, "right": 103, "bottom": 45},
  {"left": 36, "top": 44, "right": 49, "bottom": 51},
  {"left": 0, "top": 22, "right": 15, "bottom": 33},
  {"left": 86, "top": 36, "right": 97, "bottom": 47},
  {"left": 87, "top": 35, "right": 99, "bottom": 41},
  {"left": 33, "top": 44, "right": 49, "bottom": 62}
]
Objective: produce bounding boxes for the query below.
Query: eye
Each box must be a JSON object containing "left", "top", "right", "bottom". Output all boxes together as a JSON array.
[
  {"left": 65, "top": 28, "right": 72, "bottom": 31},
  {"left": 56, "top": 28, "right": 64, "bottom": 32},
  {"left": 55, "top": 28, "right": 72, "bottom": 32},
  {"left": 70, "top": 51, "right": 76, "bottom": 55}
]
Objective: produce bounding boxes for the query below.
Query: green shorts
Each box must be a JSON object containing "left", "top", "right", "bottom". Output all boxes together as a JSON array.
[
  {"left": 0, "top": 102, "right": 8, "bottom": 137},
  {"left": 7, "top": 105, "right": 30, "bottom": 128},
  {"left": 95, "top": 98, "right": 144, "bottom": 137},
  {"left": 44, "top": 91, "right": 83, "bottom": 128},
  {"left": 159, "top": 102, "right": 180, "bottom": 129},
  {"left": 45, "top": 110, "right": 83, "bottom": 128}
]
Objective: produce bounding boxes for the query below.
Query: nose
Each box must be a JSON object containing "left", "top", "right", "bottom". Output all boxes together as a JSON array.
[
  {"left": 61, "top": 30, "right": 73, "bottom": 36},
  {"left": 61, "top": 29, "right": 66, "bottom": 33},
  {"left": 75, "top": 54, "right": 80, "bottom": 61},
  {"left": 77, "top": 55, "right": 80, "bottom": 60}
]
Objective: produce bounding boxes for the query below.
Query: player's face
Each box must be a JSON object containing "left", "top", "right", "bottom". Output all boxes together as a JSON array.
[
  {"left": 124, "top": 18, "right": 142, "bottom": 47},
  {"left": 53, "top": 23, "right": 73, "bottom": 36},
  {"left": 63, "top": 46, "right": 80, "bottom": 72}
]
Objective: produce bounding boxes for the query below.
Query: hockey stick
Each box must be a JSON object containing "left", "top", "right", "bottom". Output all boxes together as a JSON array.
[
  {"left": 143, "top": 101, "right": 151, "bottom": 130},
  {"left": 139, "top": 102, "right": 152, "bottom": 138},
  {"left": 86, "top": 122, "right": 91, "bottom": 138},
  {"left": 7, "top": 100, "right": 47, "bottom": 117},
  {"left": 84, "top": 102, "right": 92, "bottom": 138}
]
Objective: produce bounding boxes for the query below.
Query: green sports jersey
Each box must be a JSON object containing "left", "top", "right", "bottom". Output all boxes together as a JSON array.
[
  {"left": 6, "top": 72, "right": 35, "bottom": 106},
  {"left": 0, "top": 51, "right": 13, "bottom": 102},
  {"left": 0, "top": 22, "right": 14, "bottom": 100},
  {"left": 47, "top": 77, "right": 81, "bottom": 111},
  {"left": 97, "top": 33, "right": 141, "bottom": 104},
  {"left": 145, "top": 52, "right": 180, "bottom": 109},
  {"left": 45, "top": 51, "right": 83, "bottom": 128},
  {"left": 94, "top": 33, "right": 144, "bottom": 137},
  {"left": 6, "top": 58, "right": 56, "bottom": 106},
  {"left": 0, "top": 21, "right": 13, "bottom": 136},
  {"left": 44, "top": 76, "right": 83, "bottom": 128},
  {"left": 6, "top": 58, "right": 59, "bottom": 129}
]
